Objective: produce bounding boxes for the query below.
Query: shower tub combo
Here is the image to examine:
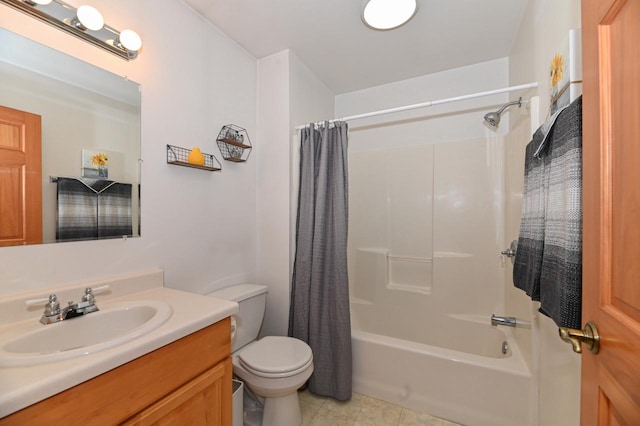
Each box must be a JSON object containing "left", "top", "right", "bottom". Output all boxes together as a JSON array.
[{"left": 347, "top": 137, "right": 534, "bottom": 426}]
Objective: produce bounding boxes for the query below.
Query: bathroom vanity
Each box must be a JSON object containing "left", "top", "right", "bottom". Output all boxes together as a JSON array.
[
  {"left": 2, "top": 319, "right": 232, "bottom": 425},
  {"left": 0, "top": 270, "right": 238, "bottom": 425}
]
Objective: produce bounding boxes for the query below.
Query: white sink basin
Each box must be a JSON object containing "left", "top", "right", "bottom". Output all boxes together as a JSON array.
[{"left": 0, "top": 301, "right": 173, "bottom": 367}]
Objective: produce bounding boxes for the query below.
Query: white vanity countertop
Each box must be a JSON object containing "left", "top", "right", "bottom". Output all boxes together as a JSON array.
[{"left": 0, "top": 270, "right": 238, "bottom": 418}]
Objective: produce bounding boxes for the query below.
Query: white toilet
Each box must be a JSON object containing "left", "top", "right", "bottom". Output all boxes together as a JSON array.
[{"left": 208, "top": 284, "right": 313, "bottom": 426}]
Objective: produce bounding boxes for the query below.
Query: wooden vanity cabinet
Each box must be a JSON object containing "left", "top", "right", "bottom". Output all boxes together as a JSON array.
[{"left": 1, "top": 317, "right": 232, "bottom": 426}]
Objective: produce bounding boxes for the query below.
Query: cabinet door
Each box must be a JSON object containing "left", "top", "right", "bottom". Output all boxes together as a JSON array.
[{"left": 123, "top": 357, "right": 232, "bottom": 426}]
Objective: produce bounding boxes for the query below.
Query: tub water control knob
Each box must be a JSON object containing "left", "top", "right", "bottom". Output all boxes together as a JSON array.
[{"left": 501, "top": 240, "right": 518, "bottom": 264}]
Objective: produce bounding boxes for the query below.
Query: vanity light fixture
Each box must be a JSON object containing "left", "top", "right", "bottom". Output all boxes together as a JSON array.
[
  {"left": 117, "top": 29, "right": 142, "bottom": 52},
  {"left": 0, "top": 0, "right": 142, "bottom": 60},
  {"left": 73, "top": 5, "right": 104, "bottom": 31},
  {"left": 361, "top": 0, "right": 418, "bottom": 31}
]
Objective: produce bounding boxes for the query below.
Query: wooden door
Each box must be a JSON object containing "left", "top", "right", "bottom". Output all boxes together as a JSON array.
[
  {"left": 0, "top": 105, "right": 42, "bottom": 246},
  {"left": 582, "top": 0, "right": 640, "bottom": 424}
]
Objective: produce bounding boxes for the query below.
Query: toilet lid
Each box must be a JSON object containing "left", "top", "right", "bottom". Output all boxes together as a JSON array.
[{"left": 239, "top": 336, "right": 312, "bottom": 375}]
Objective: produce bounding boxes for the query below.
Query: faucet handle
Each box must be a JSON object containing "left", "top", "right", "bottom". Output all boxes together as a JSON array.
[
  {"left": 44, "top": 295, "right": 61, "bottom": 316},
  {"left": 26, "top": 294, "right": 63, "bottom": 324},
  {"left": 81, "top": 285, "right": 110, "bottom": 303},
  {"left": 82, "top": 288, "right": 95, "bottom": 304},
  {"left": 25, "top": 294, "right": 56, "bottom": 307},
  {"left": 86, "top": 285, "right": 110, "bottom": 296}
]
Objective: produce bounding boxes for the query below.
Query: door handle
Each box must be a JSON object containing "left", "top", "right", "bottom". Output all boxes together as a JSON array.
[{"left": 558, "top": 321, "right": 600, "bottom": 354}]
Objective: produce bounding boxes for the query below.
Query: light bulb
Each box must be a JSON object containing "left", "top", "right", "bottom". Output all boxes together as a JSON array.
[
  {"left": 119, "top": 29, "right": 142, "bottom": 51},
  {"left": 76, "top": 5, "right": 104, "bottom": 31},
  {"left": 31, "top": 0, "right": 54, "bottom": 5},
  {"left": 362, "top": 0, "right": 418, "bottom": 30}
]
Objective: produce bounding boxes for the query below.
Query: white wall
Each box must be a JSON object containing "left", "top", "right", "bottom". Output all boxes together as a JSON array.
[
  {"left": 256, "top": 50, "right": 334, "bottom": 337},
  {"left": 256, "top": 50, "right": 290, "bottom": 337},
  {"left": 506, "top": 1, "right": 583, "bottom": 425},
  {"left": 0, "top": 0, "right": 258, "bottom": 297}
]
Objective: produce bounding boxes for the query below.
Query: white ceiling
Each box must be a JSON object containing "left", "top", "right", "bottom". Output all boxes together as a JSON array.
[{"left": 182, "top": 0, "right": 529, "bottom": 94}]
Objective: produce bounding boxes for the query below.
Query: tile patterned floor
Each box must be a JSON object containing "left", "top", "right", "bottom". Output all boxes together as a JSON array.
[{"left": 299, "top": 390, "right": 464, "bottom": 426}]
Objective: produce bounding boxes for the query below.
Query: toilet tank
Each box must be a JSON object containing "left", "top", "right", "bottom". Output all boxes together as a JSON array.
[{"left": 207, "top": 284, "right": 268, "bottom": 353}]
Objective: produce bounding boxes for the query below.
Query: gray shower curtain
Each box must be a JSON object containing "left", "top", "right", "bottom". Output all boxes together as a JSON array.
[{"left": 289, "top": 121, "right": 352, "bottom": 401}]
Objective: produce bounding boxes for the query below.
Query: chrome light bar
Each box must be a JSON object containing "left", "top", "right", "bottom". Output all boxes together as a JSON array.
[{"left": 0, "top": 0, "right": 141, "bottom": 60}]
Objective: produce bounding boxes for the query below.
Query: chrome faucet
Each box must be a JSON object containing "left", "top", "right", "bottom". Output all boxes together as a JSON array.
[
  {"left": 63, "top": 287, "right": 100, "bottom": 318},
  {"left": 491, "top": 314, "right": 517, "bottom": 327},
  {"left": 33, "top": 288, "right": 102, "bottom": 325}
]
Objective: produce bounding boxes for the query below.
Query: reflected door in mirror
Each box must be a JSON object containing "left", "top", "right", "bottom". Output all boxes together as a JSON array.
[{"left": 0, "top": 105, "right": 42, "bottom": 246}]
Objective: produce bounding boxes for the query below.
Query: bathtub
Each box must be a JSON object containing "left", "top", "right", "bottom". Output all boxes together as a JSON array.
[{"left": 351, "top": 302, "right": 533, "bottom": 426}]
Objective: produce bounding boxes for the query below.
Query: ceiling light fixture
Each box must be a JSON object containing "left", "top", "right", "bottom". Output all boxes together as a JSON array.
[
  {"left": 1, "top": 0, "right": 142, "bottom": 60},
  {"left": 362, "top": 0, "right": 418, "bottom": 31}
]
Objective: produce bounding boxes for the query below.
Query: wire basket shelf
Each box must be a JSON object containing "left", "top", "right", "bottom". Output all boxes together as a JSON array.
[
  {"left": 216, "top": 124, "right": 252, "bottom": 162},
  {"left": 166, "top": 144, "right": 221, "bottom": 171}
]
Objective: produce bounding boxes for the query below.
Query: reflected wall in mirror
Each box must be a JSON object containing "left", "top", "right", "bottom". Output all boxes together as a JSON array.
[{"left": 0, "top": 27, "right": 141, "bottom": 246}]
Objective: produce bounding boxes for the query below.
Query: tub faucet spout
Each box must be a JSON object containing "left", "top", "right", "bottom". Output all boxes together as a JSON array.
[{"left": 491, "top": 314, "right": 517, "bottom": 327}]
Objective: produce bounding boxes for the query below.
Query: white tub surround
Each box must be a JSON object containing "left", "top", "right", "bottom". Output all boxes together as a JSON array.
[
  {"left": 0, "top": 269, "right": 238, "bottom": 417},
  {"left": 343, "top": 76, "right": 533, "bottom": 424}
]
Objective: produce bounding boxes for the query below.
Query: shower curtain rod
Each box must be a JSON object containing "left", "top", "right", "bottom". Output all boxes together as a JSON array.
[{"left": 294, "top": 81, "right": 538, "bottom": 130}]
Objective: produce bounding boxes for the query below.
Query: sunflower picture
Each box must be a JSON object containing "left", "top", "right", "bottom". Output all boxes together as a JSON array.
[
  {"left": 549, "top": 48, "right": 570, "bottom": 114},
  {"left": 550, "top": 52, "right": 564, "bottom": 87},
  {"left": 82, "top": 149, "right": 109, "bottom": 178},
  {"left": 91, "top": 152, "right": 108, "bottom": 167}
]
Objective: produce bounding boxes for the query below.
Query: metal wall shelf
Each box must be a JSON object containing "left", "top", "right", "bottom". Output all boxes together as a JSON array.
[
  {"left": 166, "top": 145, "right": 221, "bottom": 171},
  {"left": 216, "top": 125, "right": 252, "bottom": 162}
]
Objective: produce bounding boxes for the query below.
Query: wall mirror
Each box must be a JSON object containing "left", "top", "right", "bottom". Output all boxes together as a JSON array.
[{"left": 0, "top": 27, "right": 141, "bottom": 246}]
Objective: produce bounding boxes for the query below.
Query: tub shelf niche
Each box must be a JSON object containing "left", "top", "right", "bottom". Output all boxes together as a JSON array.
[
  {"left": 352, "top": 249, "right": 433, "bottom": 301},
  {"left": 387, "top": 255, "right": 433, "bottom": 295}
]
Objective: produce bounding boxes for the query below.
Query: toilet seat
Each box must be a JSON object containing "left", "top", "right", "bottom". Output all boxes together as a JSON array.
[{"left": 238, "top": 336, "right": 313, "bottom": 379}]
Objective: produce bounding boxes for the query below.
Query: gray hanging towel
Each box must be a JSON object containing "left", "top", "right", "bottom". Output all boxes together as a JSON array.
[
  {"left": 511, "top": 100, "right": 572, "bottom": 298},
  {"left": 513, "top": 133, "right": 546, "bottom": 301},
  {"left": 56, "top": 177, "right": 100, "bottom": 241},
  {"left": 56, "top": 177, "right": 132, "bottom": 241},
  {"left": 95, "top": 181, "right": 133, "bottom": 239},
  {"left": 513, "top": 96, "right": 582, "bottom": 329}
]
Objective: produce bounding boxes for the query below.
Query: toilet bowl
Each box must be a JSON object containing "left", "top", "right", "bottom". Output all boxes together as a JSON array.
[
  {"left": 206, "top": 284, "right": 313, "bottom": 426},
  {"left": 233, "top": 336, "right": 313, "bottom": 425}
]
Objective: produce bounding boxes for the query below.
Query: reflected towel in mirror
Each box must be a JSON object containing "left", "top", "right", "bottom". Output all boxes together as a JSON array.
[{"left": 55, "top": 177, "right": 132, "bottom": 242}]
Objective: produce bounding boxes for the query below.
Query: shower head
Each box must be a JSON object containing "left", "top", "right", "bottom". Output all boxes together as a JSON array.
[{"left": 483, "top": 97, "right": 523, "bottom": 128}]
